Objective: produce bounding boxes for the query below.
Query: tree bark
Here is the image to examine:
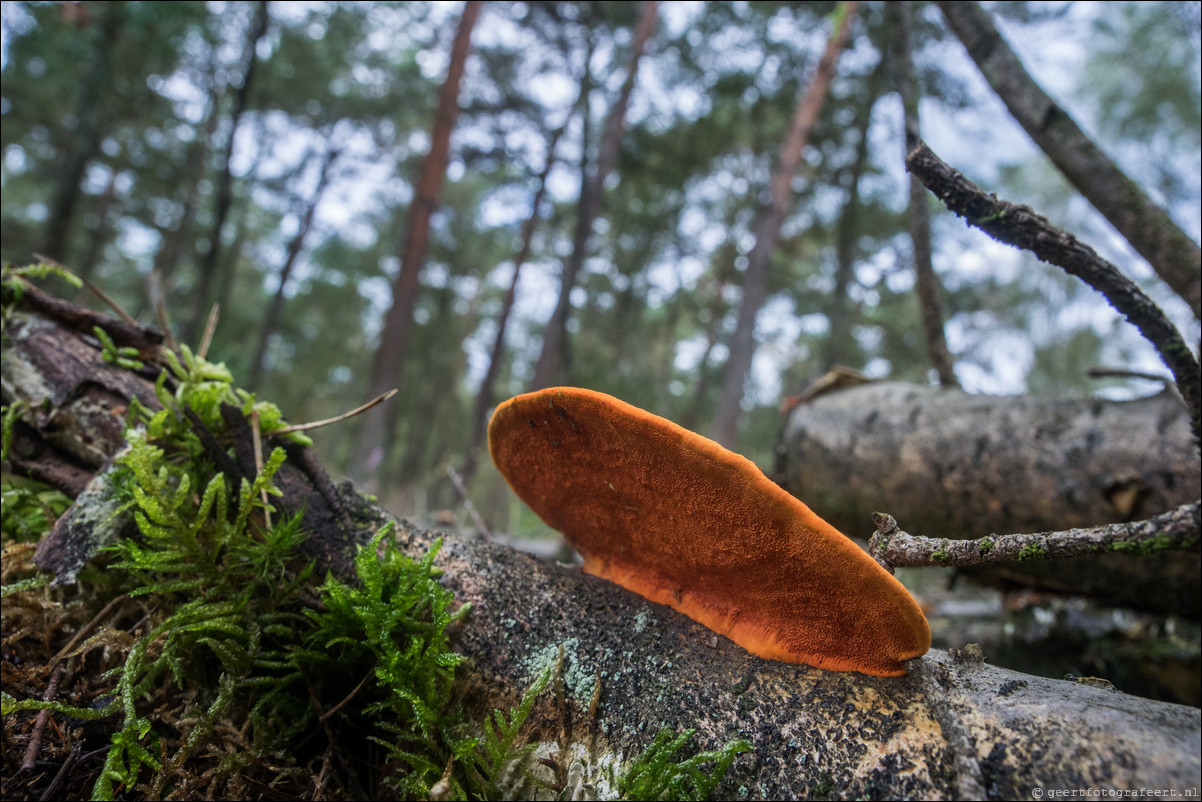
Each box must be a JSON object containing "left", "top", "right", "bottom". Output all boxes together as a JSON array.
[
  {"left": 184, "top": 0, "right": 271, "bottom": 344},
  {"left": 776, "top": 379, "right": 1199, "bottom": 539},
  {"left": 891, "top": 1, "right": 959, "bottom": 388},
  {"left": 529, "top": 1, "right": 658, "bottom": 391},
  {"left": 775, "top": 378, "right": 1201, "bottom": 615},
  {"left": 906, "top": 141, "right": 1202, "bottom": 448},
  {"left": 348, "top": 0, "right": 482, "bottom": 483},
  {"left": 712, "top": 1, "right": 859, "bottom": 448},
  {"left": 4, "top": 290, "right": 1199, "bottom": 798},
  {"left": 936, "top": 0, "right": 1202, "bottom": 319}
]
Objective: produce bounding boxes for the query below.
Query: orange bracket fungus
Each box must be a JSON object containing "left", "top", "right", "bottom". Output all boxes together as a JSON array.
[{"left": 488, "top": 387, "right": 931, "bottom": 677}]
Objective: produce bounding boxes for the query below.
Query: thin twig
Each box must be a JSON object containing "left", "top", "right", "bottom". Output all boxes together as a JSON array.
[
  {"left": 146, "top": 270, "right": 180, "bottom": 354},
  {"left": 274, "top": 389, "right": 398, "bottom": 434},
  {"left": 21, "top": 665, "right": 64, "bottom": 771},
  {"left": 318, "top": 668, "right": 374, "bottom": 723},
  {"left": 37, "top": 742, "right": 81, "bottom": 802},
  {"left": 32, "top": 253, "right": 138, "bottom": 327},
  {"left": 445, "top": 464, "right": 492, "bottom": 540},
  {"left": 197, "top": 303, "right": 220, "bottom": 359},
  {"left": 868, "top": 503, "right": 1200, "bottom": 572},
  {"left": 906, "top": 141, "right": 1202, "bottom": 449},
  {"left": 50, "top": 593, "right": 130, "bottom": 668},
  {"left": 251, "top": 408, "right": 270, "bottom": 530}
]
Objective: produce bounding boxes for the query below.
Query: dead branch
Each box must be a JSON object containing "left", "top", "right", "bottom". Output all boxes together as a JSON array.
[
  {"left": 869, "top": 503, "right": 1200, "bottom": 572},
  {"left": 905, "top": 141, "right": 1202, "bottom": 449}
]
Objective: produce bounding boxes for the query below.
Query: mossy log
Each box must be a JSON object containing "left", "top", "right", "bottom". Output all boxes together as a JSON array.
[{"left": 4, "top": 295, "right": 1200, "bottom": 799}]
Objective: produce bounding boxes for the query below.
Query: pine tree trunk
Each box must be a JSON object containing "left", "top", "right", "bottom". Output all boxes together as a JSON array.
[
  {"left": 712, "top": 1, "right": 859, "bottom": 447},
  {"left": 250, "top": 142, "right": 341, "bottom": 388},
  {"left": 461, "top": 124, "right": 565, "bottom": 488},
  {"left": 348, "top": 0, "right": 483, "bottom": 483},
  {"left": 936, "top": 0, "right": 1202, "bottom": 319},
  {"left": 40, "top": 4, "right": 124, "bottom": 264},
  {"left": 530, "top": 1, "right": 658, "bottom": 391},
  {"left": 185, "top": 0, "right": 270, "bottom": 344},
  {"left": 892, "top": 1, "right": 959, "bottom": 388},
  {"left": 824, "top": 56, "right": 882, "bottom": 372}
]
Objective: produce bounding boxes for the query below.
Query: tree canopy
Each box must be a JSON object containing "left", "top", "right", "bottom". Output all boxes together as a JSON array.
[{"left": 2, "top": 0, "right": 1198, "bottom": 522}]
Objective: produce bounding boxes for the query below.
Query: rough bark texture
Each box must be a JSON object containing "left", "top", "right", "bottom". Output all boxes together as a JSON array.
[
  {"left": 4, "top": 293, "right": 1200, "bottom": 798},
  {"left": 777, "top": 380, "right": 1199, "bottom": 538},
  {"left": 713, "top": 1, "right": 858, "bottom": 447},
  {"left": 869, "top": 506, "right": 1200, "bottom": 570},
  {"left": 776, "top": 379, "right": 1201, "bottom": 616},
  {"left": 936, "top": 0, "right": 1202, "bottom": 319}
]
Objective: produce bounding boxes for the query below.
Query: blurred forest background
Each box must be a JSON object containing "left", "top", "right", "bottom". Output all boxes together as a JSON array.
[{"left": 2, "top": 0, "right": 1199, "bottom": 532}]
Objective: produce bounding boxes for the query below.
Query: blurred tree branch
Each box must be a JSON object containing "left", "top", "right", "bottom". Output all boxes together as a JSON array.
[
  {"left": 936, "top": 0, "right": 1202, "bottom": 319},
  {"left": 906, "top": 141, "right": 1201, "bottom": 449}
]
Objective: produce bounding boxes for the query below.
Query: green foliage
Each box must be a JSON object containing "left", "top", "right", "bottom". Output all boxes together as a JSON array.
[
  {"left": 93, "top": 325, "right": 144, "bottom": 370},
  {"left": 2, "top": 291, "right": 626, "bottom": 799},
  {"left": 294, "top": 524, "right": 475, "bottom": 799},
  {"left": 469, "top": 662, "right": 554, "bottom": 799},
  {"left": 618, "top": 726, "right": 752, "bottom": 801},
  {"left": 140, "top": 341, "right": 312, "bottom": 448},
  {"left": 90, "top": 434, "right": 308, "bottom": 798},
  {"left": 1, "top": 401, "right": 74, "bottom": 544},
  {"left": 1, "top": 261, "right": 83, "bottom": 292}
]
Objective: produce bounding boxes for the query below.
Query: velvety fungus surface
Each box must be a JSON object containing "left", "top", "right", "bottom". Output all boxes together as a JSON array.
[{"left": 488, "top": 387, "right": 931, "bottom": 677}]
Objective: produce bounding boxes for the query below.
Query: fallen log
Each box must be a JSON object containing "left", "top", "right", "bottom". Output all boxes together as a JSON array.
[
  {"left": 774, "top": 379, "right": 1201, "bottom": 617},
  {"left": 4, "top": 291, "right": 1199, "bottom": 798}
]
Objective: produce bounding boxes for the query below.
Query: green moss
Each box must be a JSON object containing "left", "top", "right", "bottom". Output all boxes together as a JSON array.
[
  {"left": 1111, "top": 532, "right": 1185, "bottom": 556},
  {"left": 1018, "top": 543, "right": 1047, "bottom": 562},
  {"left": 0, "top": 400, "right": 74, "bottom": 545},
  {"left": 3, "top": 268, "right": 757, "bottom": 800},
  {"left": 978, "top": 537, "right": 994, "bottom": 553},
  {"left": 618, "top": 727, "right": 751, "bottom": 801},
  {"left": 931, "top": 548, "right": 951, "bottom": 563}
]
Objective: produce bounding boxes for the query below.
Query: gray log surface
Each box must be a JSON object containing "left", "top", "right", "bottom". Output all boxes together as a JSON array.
[
  {"left": 776, "top": 381, "right": 1198, "bottom": 539},
  {"left": 776, "top": 380, "right": 1201, "bottom": 616}
]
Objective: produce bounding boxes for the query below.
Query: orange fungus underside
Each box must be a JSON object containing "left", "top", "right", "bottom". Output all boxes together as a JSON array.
[{"left": 487, "top": 387, "right": 931, "bottom": 677}]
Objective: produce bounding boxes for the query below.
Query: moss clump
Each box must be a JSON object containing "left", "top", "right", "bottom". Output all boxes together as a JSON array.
[
  {"left": 1018, "top": 543, "right": 1046, "bottom": 562},
  {"left": 1111, "top": 533, "right": 1179, "bottom": 556},
  {"left": 2, "top": 266, "right": 755, "bottom": 800}
]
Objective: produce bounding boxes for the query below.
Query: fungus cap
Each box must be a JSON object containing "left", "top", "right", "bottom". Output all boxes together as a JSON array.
[{"left": 488, "top": 387, "right": 931, "bottom": 677}]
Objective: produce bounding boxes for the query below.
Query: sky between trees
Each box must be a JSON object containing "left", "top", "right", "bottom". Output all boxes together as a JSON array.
[{"left": 1, "top": 0, "right": 1198, "bottom": 515}]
